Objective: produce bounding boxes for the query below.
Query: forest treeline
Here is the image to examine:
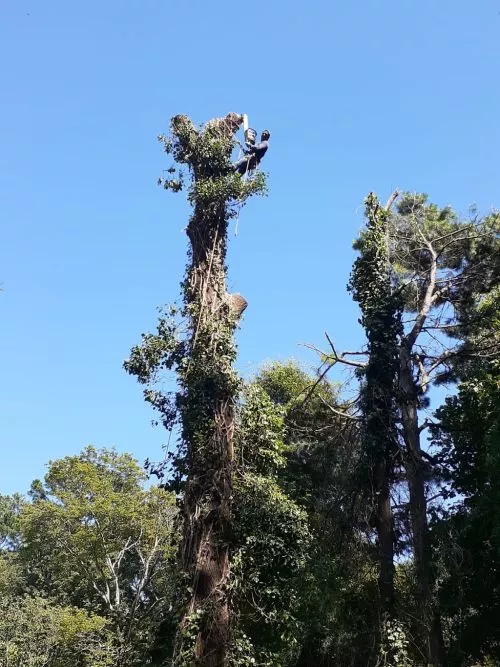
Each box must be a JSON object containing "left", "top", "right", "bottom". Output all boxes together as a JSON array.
[{"left": 1, "top": 114, "right": 499, "bottom": 666}]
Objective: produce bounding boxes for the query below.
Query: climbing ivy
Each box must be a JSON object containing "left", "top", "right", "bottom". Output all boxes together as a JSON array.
[
  {"left": 230, "top": 377, "right": 312, "bottom": 666},
  {"left": 349, "top": 193, "right": 402, "bottom": 493},
  {"left": 349, "top": 193, "right": 403, "bottom": 649},
  {"left": 125, "top": 113, "right": 267, "bottom": 666}
]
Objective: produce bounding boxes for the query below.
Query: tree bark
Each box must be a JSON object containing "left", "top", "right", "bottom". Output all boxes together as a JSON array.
[
  {"left": 175, "top": 114, "right": 244, "bottom": 666},
  {"left": 350, "top": 194, "right": 400, "bottom": 623},
  {"left": 179, "top": 207, "right": 234, "bottom": 666},
  {"left": 375, "top": 462, "right": 395, "bottom": 614},
  {"left": 399, "top": 344, "right": 444, "bottom": 666}
]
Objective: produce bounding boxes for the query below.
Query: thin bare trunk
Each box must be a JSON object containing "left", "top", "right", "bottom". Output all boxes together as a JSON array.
[{"left": 399, "top": 345, "right": 443, "bottom": 666}]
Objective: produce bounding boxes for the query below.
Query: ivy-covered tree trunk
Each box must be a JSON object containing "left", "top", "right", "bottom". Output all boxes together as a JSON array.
[
  {"left": 169, "top": 115, "right": 265, "bottom": 666},
  {"left": 181, "top": 224, "right": 232, "bottom": 665},
  {"left": 125, "top": 113, "right": 266, "bottom": 666},
  {"left": 373, "top": 461, "right": 395, "bottom": 614},
  {"left": 349, "top": 193, "right": 402, "bottom": 620},
  {"left": 178, "top": 176, "right": 238, "bottom": 667}
]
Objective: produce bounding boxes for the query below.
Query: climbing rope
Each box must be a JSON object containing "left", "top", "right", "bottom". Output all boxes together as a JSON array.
[
  {"left": 233, "top": 143, "right": 252, "bottom": 236},
  {"left": 189, "top": 224, "right": 220, "bottom": 362}
]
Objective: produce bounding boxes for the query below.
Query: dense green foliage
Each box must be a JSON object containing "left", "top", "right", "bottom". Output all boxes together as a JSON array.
[
  {"left": 431, "top": 288, "right": 500, "bottom": 665},
  {"left": 349, "top": 194, "right": 402, "bottom": 621},
  {"left": 0, "top": 448, "right": 178, "bottom": 666}
]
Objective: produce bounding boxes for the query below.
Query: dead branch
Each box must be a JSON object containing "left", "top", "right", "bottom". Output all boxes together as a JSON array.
[
  {"left": 293, "top": 359, "right": 336, "bottom": 412},
  {"left": 325, "top": 331, "right": 367, "bottom": 368},
  {"left": 318, "top": 394, "right": 361, "bottom": 421},
  {"left": 385, "top": 190, "right": 400, "bottom": 211}
]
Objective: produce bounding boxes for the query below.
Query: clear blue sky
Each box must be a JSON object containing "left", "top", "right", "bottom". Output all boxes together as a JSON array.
[{"left": 1, "top": 0, "right": 499, "bottom": 494}]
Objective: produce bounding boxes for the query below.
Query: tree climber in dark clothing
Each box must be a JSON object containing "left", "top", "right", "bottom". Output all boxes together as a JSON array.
[{"left": 232, "top": 130, "right": 270, "bottom": 175}]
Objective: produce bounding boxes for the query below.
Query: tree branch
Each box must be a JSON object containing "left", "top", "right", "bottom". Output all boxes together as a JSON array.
[
  {"left": 385, "top": 190, "right": 400, "bottom": 211},
  {"left": 325, "top": 331, "right": 366, "bottom": 368},
  {"left": 405, "top": 231, "right": 438, "bottom": 349},
  {"left": 318, "top": 394, "right": 361, "bottom": 421}
]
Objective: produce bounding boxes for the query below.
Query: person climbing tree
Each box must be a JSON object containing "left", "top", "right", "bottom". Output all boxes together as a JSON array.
[
  {"left": 233, "top": 129, "right": 270, "bottom": 175},
  {"left": 125, "top": 112, "right": 268, "bottom": 666}
]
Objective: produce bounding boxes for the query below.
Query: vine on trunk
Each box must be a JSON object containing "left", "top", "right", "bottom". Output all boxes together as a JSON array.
[
  {"left": 349, "top": 193, "right": 403, "bottom": 635},
  {"left": 125, "top": 112, "right": 267, "bottom": 666}
]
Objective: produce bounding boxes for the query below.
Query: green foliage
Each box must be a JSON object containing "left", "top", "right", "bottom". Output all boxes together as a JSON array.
[
  {"left": 157, "top": 114, "right": 267, "bottom": 207},
  {"left": 254, "top": 361, "right": 347, "bottom": 477},
  {"left": 124, "top": 306, "right": 184, "bottom": 437},
  {"left": 230, "top": 365, "right": 314, "bottom": 663},
  {"left": 0, "top": 493, "right": 23, "bottom": 550},
  {"left": 126, "top": 114, "right": 269, "bottom": 481},
  {"left": 349, "top": 192, "right": 401, "bottom": 504},
  {"left": 231, "top": 473, "right": 311, "bottom": 663},
  {"left": 236, "top": 382, "right": 287, "bottom": 474},
  {"left": 391, "top": 193, "right": 462, "bottom": 276},
  {"left": 124, "top": 306, "right": 185, "bottom": 385},
  {"left": 0, "top": 551, "right": 23, "bottom": 598},
  {"left": 432, "top": 358, "right": 500, "bottom": 664},
  {"left": 446, "top": 285, "right": 500, "bottom": 384},
  {"left": 256, "top": 360, "right": 333, "bottom": 406},
  {"left": 233, "top": 361, "right": 378, "bottom": 666},
  {"left": 349, "top": 194, "right": 402, "bottom": 346},
  {"left": 16, "top": 448, "right": 178, "bottom": 665},
  {"left": 191, "top": 171, "right": 267, "bottom": 214},
  {"left": 377, "top": 617, "right": 412, "bottom": 667},
  {"left": 0, "top": 596, "right": 116, "bottom": 667},
  {"left": 388, "top": 194, "right": 499, "bottom": 319}
]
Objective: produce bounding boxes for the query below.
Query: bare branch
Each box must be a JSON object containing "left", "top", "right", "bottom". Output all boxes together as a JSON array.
[
  {"left": 340, "top": 350, "right": 369, "bottom": 357},
  {"left": 302, "top": 342, "right": 366, "bottom": 370},
  {"left": 414, "top": 354, "right": 429, "bottom": 394},
  {"left": 294, "top": 359, "right": 335, "bottom": 411},
  {"left": 325, "top": 331, "right": 366, "bottom": 368},
  {"left": 318, "top": 395, "right": 361, "bottom": 421},
  {"left": 418, "top": 418, "right": 438, "bottom": 435},
  {"left": 385, "top": 190, "right": 400, "bottom": 211},
  {"left": 405, "top": 232, "right": 438, "bottom": 350}
]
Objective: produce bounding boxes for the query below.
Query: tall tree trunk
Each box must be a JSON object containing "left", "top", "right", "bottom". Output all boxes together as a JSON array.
[
  {"left": 142, "top": 111, "right": 262, "bottom": 663},
  {"left": 399, "top": 345, "right": 444, "bottom": 666},
  {"left": 157, "top": 113, "right": 253, "bottom": 667},
  {"left": 375, "top": 462, "right": 395, "bottom": 614},
  {"left": 349, "top": 193, "right": 402, "bottom": 631},
  {"left": 179, "top": 205, "right": 235, "bottom": 666}
]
